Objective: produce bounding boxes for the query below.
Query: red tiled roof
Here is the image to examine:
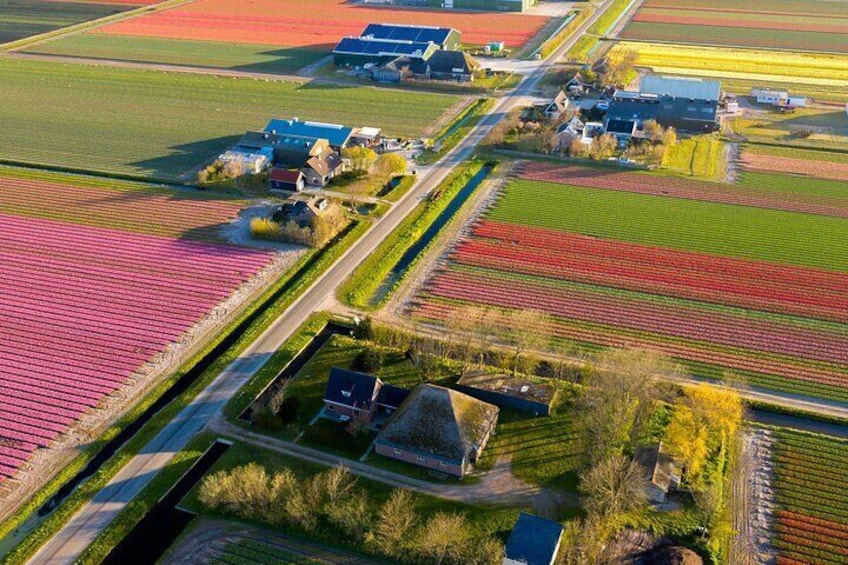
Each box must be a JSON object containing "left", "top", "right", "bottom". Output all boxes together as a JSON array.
[{"left": 270, "top": 168, "right": 302, "bottom": 182}]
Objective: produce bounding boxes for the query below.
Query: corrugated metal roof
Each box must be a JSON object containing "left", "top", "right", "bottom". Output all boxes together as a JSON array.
[
  {"left": 641, "top": 75, "right": 721, "bottom": 102},
  {"left": 362, "top": 23, "right": 457, "bottom": 46},
  {"left": 334, "top": 36, "right": 438, "bottom": 60},
  {"left": 264, "top": 118, "right": 353, "bottom": 148}
]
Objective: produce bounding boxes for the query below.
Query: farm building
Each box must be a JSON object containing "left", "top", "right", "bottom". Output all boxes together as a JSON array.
[
  {"left": 321, "top": 367, "right": 410, "bottom": 423},
  {"left": 374, "top": 384, "right": 499, "bottom": 477},
  {"left": 455, "top": 370, "right": 557, "bottom": 416},
  {"left": 503, "top": 512, "right": 564, "bottom": 565},
  {"left": 236, "top": 129, "right": 343, "bottom": 188},
  {"left": 333, "top": 36, "right": 439, "bottom": 68},
  {"left": 361, "top": 23, "right": 460, "bottom": 51},
  {"left": 395, "top": 0, "right": 535, "bottom": 12},
  {"left": 269, "top": 168, "right": 305, "bottom": 192},
  {"left": 216, "top": 149, "right": 269, "bottom": 174},
  {"left": 274, "top": 196, "right": 329, "bottom": 227},
  {"left": 371, "top": 50, "right": 480, "bottom": 82},
  {"left": 264, "top": 118, "right": 355, "bottom": 151},
  {"left": 635, "top": 442, "right": 682, "bottom": 504},
  {"left": 606, "top": 118, "right": 638, "bottom": 140},
  {"left": 750, "top": 87, "right": 807, "bottom": 108},
  {"left": 607, "top": 76, "right": 721, "bottom": 133}
]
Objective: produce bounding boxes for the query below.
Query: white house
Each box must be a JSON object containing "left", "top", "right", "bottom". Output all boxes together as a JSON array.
[{"left": 751, "top": 87, "right": 807, "bottom": 107}]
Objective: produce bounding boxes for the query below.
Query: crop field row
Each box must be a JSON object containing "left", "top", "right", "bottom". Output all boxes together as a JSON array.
[
  {"left": 621, "top": 0, "right": 848, "bottom": 53},
  {"left": 0, "top": 0, "right": 155, "bottom": 44},
  {"left": 0, "top": 58, "right": 459, "bottom": 179},
  {"left": 409, "top": 163, "right": 848, "bottom": 403},
  {"left": 89, "top": 0, "right": 548, "bottom": 55},
  {"left": 771, "top": 428, "right": 848, "bottom": 565},
  {"left": 0, "top": 174, "right": 285, "bottom": 482},
  {"left": 516, "top": 161, "right": 848, "bottom": 218},
  {"left": 740, "top": 151, "right": 848, "bottom": 183},
  {"left": 613, "top": 42, "right": 848, "bottom": 103}
]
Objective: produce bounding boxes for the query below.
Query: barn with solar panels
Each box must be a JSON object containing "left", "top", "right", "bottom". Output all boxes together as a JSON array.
[
  {"left": 333, "top": 23, "right": 461, "bottom": 68},
  {"left": 361, "top": 23, "right": 461, "bottom": 51}
]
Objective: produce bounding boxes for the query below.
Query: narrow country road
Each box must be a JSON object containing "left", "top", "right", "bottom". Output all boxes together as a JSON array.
[{"left": 25, "top": 1, "right": 620, "bottom": 562}]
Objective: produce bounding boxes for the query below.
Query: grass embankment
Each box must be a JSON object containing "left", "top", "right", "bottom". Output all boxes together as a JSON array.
[
  {"left": 339, "top": 160, "right": 488, "bottom": 310},
  {"left": 663, "top": 135, "right": 725, "bottom": 179},
  {"left": 0, "top": 58, "right": 460, "bottom": 180},
  {"left": 24, "top": 34, "right": 326, "bottom": 75},
  {"left": 418, "top": 98, "right": 493, "bottom": 166},
  {"left": 535, "top": 9, "right": 592, "bottom": 60},
  {"left": 0, "top": 220, "right": 369, "bottom": 565}
]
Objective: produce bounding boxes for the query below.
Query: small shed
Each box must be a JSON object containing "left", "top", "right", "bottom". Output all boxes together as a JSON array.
[
  {"left": 269, "top": 168, "right": 305, "bottom": 192},
  {"left": 503, "top": 512, "right": 564, "bottom": 565},
  {"left": 635, "top": 442, "right": 682, "bottom": 504},
  {"left": 456, "top": 370, "right": 557, "bottom": 416}
]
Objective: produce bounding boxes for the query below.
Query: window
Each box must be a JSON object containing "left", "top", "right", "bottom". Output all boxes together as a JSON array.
[
  {"left": 341, "top": 389, "right": 352, "bottom": 398},
  {"left": 417, "top": 455, "right": 425, "bottom": 462},
  {"left": 393, "top": 448, "right": 401, "bottom": 455},
  {"left": 327, "top": 405, "right": 335, "bottom": 412}
]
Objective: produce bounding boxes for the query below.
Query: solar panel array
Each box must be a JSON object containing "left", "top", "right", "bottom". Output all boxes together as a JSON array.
[
  {"left": 335, "top": 37, "right": 435, "bottom": 58},
  {"left": 362, "top": 23, "right": 452, "bottom": 46}
]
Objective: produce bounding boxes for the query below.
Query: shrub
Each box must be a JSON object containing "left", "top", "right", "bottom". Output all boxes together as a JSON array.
[
  {"left": 352, "top": 348, "right": 384, "bottom": 373},
  {"left": 251, "top": 405, "right": 283, "bottom": 431}
]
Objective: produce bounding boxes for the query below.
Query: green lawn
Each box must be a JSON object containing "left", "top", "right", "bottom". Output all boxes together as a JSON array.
[
  {"left": 0, "top": 0, "right": 135, "bottom": 44},
  {"left": 489, "top": 179, "right": 848, "bottom": 271},
  {"left": 736, "top": 171, "right": 848, "bottom": 200},
  {"left": 732, "top": 108, "right": 848, "bottom": 152},
  {"left": 0, "top": 58, "right": 460, "bottom": 179},
  {"left": 744, "top": 144, "right": 848, "bottom": 164},
  {"left": 26, "top": 34, "right": 326, "bottom": 74}
]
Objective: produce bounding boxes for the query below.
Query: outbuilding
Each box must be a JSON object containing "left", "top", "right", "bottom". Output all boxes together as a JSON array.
[
  {"left": 269, "top": 168, "right": 305, "bottom": 192},
  {"left": 456, "top": 370, "right": 558, "bottom": 416},
  {"left": 503, "top": 513, "right": 564, "bottom": 565}
]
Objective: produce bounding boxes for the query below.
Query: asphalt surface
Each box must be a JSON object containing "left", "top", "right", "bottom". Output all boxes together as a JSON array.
[{"left": 25, "top": 2, "right": 621, "bottom": 562}]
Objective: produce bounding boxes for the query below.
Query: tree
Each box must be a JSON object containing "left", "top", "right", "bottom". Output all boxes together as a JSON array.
[
  {"left": 367, "top": 489, "right": 417, "bottom": 558},
  {"left": 377, "top": 152, "right": 407, "bottom": 177},
  {"left": 504, "top": 309, "right": 552, "bottom": 376},
  {"left": 603, "top": 47, "right": 637, "bottom": 87},
  {"left": 641, "top": 119, "right": 665, "bottom": 144},
  {"left": 415, "top": 512, "right": 471, "bottom": 565},
  {"left": 589, "top": 134, "right": 617, "bottom": 161},
  {"left": 463, "top": 536, "right": 504, "bottom": 565},
  {"left": 579, "top": 455, "right": 648, "bottom": 520},
  {"left": 342, "top": 146, "right": 378, "bottom": 174},
  {"left": 662, "top": 126, "right": 678, "bottom": 147},
  {"left": 580, "top": 349, "right": 672, "bottom": 464},
  {"left": 663, "top": 405, "right": 710, "bottom": 480},
  {"left": 569, "top": 139, "right": 591, "bottom": 158},
  {"left": 310, "top": 202, "right": 348, "bottom": 247}
]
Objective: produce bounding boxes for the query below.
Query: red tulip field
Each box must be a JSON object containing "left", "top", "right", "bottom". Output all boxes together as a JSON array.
[
  {"left": 411, "top": 162, "right": 848, "bottom": 403},
  {"left": 0, "top": 170, "right": 278, "bottom": 482},
  {"left": 771, "top": 428, "right": 848, "bottom": 564}
]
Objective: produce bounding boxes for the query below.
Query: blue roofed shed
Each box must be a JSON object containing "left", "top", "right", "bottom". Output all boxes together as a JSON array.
[
  {"left": 503, "top": 513, "right": 564, "bottom": 565},
  {"left": 361, "top": 23, "right": 460, "bottom": 50},
  {"left": 264, "top": 118, "right": 354, "bottom": 150}
]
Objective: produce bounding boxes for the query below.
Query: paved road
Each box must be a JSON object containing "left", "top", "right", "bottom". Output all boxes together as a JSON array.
[{"left": 26, "top": 2, "right": 620, "bottom": 562}]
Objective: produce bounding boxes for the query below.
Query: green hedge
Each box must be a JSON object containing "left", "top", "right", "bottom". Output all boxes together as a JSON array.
[
  {"left": 0, "top": 220, "right": 368, "bottom": 565},
  {"left": 538, "top": 10, "right": 592, "bottom": 60},
  {"left": 338, "top": 160, "right": 489, "bottom": 310}
]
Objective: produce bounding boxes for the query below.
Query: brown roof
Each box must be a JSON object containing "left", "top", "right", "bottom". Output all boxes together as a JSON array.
[
  {"left": 635, "top": 442, "right": 680, "bottom": 492},
  {"left": 457, "top": 370, "right": 556, "bottom": 405},
  {"left": 378, "top": 385, "right": 499, "bottom": 461},
  {"left": 270, "top": 168, "right": 303, "bottom": 182}
]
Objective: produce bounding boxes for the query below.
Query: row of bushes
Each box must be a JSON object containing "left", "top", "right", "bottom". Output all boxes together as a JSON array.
[
  {"left": 339, "top": 160, "right": 488, "bottom": 309},
  {"left": 199, "top": 464, "right": 503, "bottom": 565},
  {"left": 538, "top": 9, "right": 593, "bottom": 60}
]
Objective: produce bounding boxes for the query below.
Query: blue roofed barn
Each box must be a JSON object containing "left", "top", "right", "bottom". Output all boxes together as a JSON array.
[{"left": 504, "top": 512, "right": 564, "bottom": 565}]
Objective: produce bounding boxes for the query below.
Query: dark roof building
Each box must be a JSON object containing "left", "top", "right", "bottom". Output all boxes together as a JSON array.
[
  {"left": 641, "top": 75, "right": 721, "bottom": 102},
  {"left": 375, "top": 384, "right": 499, "bottom": 477},
  {"left": 426, "top": 49, "right": 480, "bottom": 82},
  {"left": 398, "top": 0, "right": 533, "bottom": 12},
  {"left": 269, "top": 168, "right": 305, "bottom": 192},
  {"left": 605, "top": 118, "right": 638, "bottom": 138},
  {"left": 333, "top": 36, "right": 439, "bottom": 67},
  {"left": 361, "top": 23, "right": 460, "bottom": 50},
  {"left": 504, "top": 513, "right": 564, "bottom": 565},
  {"left": 455, "top": 370, "right": 558, "bottom": 416},
  {"left": 324, "top": 367, "right": 380, "bottom": 410},
  {"left": 606, "top": 76, "right": 722, "bottom": 133}
]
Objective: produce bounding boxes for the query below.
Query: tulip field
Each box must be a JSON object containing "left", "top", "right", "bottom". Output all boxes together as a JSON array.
[
  {"left": 411, "top": 162, "right": 848, "bottom": 402},
  {"left": 771, "top": 428, "right": 848, "bottom": 565},
  {"left": 0, "top": 168, "right": 280, "bottom": 482}
]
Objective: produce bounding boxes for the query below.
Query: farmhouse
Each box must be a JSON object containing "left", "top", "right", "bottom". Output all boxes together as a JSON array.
[
  {"left": 322, "top": 367, "right": 410, "bottom": 423},
  {"left": 503, "top": 512, "right": 564, "bottom": 565},
  {"left": 607, "top": 76, "right": 721, "bottom": 133},
  {"left": 456, "top": 370, "right": 557, "bottom": 416},
  {"left": 264, "top": 118, "right": 354, "bottom": 151},
  {"left": 274, "top": 196, "right": 329, "bottom": 227},
  {"left": 552, "top": 116, "right": 585, "bottom": 150},
  {"left": 635, "top": 442, "right": 682, "bottom": 504},
  {"left": 542, "top": 90, "right": 570, "bottom": 120},
  {"left": 374, "top": 384, "right": 499, "bottom": 477}
]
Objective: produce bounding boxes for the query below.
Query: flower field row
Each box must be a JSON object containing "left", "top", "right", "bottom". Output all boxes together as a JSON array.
[
  {"left": 740, "top": 151, "right": 848, "bottom": 183},
  {"left": 410, "top": 163, "right": 848, "bottom": 403},
  {"left": 96, "top": 0, "right": 549, "bottom": 48},
  {"left": 0, "top": 186, "right": 277, "bottom": 481},
  {"left": 516, "top": 161, "right": 848, "bottom": 218},
  {"left": 0, "top": 172, "right": 244, "bottom": 241},
  {"left": 771, "top": 428, "right": 848, "bottom": 565}
]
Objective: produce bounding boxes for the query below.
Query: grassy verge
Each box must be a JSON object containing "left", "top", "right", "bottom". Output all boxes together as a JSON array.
[
  {"left": 746, "top": 401, "right": 848, "bottom": 428},
  {"left": 565, "top": 34, "right": 599, "bottom": 63},
  {"left": 338, "top": 160, "right": 488, "bottom": 310},
  {"left": 418, "top": 98, "right": 493, "bottom": 166},
  {"left": 0, "top": 220, "right": 368, "bottom": 565},
  {"left": 587, "top": 0, "right": 635, "bottom": 37},
  {"left": 537, "top": 10, "right": 591, "bottom": 59}
]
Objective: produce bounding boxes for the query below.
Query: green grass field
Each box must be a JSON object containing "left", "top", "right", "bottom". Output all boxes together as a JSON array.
[
  {"left": 736, "top": 171, "right": 848, "bottom": 200},
  {"left": 732, "top": 108, "right": 848, "bottom": 152},
  {"left": 662, "top": 135, "right": 725, "bottom": 179},
  {"left": 24, "top": 34, "right": 326, "bottom": 74},
  {"left": 0, "top": 58, "right": 460, "bottom": 179},
  {"left": 0, "top": 0, "right": 137, "bottom": 44},
  {"left": 744, "top": 144, "right": 848, "bottom": 164},
  {"left": 490, "top": 179, "right": 848, "bottom": 271}
]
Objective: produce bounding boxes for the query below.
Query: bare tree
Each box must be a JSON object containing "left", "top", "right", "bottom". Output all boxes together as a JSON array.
[
  {"left": 367, "top": 489, "right": 418, "bottom": 558},
  {"left": 415, "top": 512, "right": 472, "bottom": 565},
  {"left": 579, "top": 455, "right": 648, "bottom": 519},
  {"left": 504, "top": 309, "right": 552, "bottom": 376}
]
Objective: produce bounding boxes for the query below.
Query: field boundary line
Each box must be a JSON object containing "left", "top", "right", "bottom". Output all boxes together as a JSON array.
[
  {"left": 614, "top": 36, "right": 848, "bottom": 57},
  {"left": 1, "top": 0, "right": 197, "bottom": 53}
]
